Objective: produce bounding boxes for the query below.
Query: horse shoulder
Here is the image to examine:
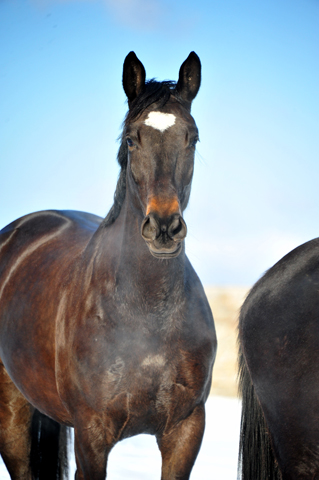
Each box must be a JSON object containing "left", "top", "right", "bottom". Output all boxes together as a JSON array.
[{"left": 180, "top": 260, "right": 217, "bottom": 392}]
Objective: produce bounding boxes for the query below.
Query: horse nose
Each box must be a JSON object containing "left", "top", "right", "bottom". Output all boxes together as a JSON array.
[{"left": 141, "top": 213, "right": 187, "bottom": 242}]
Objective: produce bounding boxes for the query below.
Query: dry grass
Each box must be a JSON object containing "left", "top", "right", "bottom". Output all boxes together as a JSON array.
[{"left": 204, "top": 286, "right": 250, "bottom": 397}]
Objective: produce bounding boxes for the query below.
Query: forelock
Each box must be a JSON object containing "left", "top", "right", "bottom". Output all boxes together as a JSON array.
[{"left": 124, "top": 80, "right": 180, "bottom": 125}]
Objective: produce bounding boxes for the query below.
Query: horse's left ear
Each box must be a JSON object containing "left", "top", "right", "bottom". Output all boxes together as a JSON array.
[
  {"left": 176, "top": 52, "right": 201, "bottom": 107},
  {"left": 123, "top": 52, "right": 146, "bottom": 104}
]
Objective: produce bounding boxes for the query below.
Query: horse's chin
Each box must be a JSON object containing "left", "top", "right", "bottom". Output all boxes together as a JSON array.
[{"left": 148, "top": 242, "right": 182, "bottom": 259}]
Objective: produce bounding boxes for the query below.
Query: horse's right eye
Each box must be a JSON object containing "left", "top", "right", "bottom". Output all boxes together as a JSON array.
[{"left": 127, "top": 138, "right": 134, "bottom": 148}]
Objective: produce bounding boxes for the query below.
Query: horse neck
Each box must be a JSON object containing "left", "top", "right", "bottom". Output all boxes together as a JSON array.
[{"left": 89, "top": 193, "right": 187, "bottom": 306}]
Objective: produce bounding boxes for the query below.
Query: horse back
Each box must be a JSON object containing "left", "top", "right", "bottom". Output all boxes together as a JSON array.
[{"left": 0, "top": 209, "right": 101, "bottom": 276}]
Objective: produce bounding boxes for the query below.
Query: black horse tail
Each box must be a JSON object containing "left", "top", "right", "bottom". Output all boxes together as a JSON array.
[
  {"left": 30, "top": 409, "right": 69, "bottom": 480},
  {"left": 238, "top": 346, "right": 282, "bottom": 480}
]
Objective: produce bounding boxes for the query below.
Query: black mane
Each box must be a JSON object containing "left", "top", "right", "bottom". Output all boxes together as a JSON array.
[{"left": 102, "top": 80, "right": 181, "bottom": 227}]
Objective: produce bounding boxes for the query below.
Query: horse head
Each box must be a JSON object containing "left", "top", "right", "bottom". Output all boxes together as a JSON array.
[{"left": 122, "top": 51, "right": 201, "bottom": 259}]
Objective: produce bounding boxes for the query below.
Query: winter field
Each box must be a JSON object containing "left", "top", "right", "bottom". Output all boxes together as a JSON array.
[
  {"left": 0, "top": 287, "right": 247, "bottom": 479},
  {"left": 0, "top": 397, "right": 242, "bottom": 479}
]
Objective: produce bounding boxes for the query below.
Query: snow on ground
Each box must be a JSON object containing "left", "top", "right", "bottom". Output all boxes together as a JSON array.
[{"left": 0, "top": 396, "right": 241, "bottom": 479}]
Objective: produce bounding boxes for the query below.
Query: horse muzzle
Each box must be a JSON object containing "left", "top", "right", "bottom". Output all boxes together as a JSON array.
[{"left": 141, "top": 212, "right": 187, "bottom": 259}]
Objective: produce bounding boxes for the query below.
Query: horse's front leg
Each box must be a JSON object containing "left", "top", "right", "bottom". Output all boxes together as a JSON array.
[
  {"left": 73, "top": 415, "right": 112, "bottom": 480},
  {"left": 157, "top": 403, "right": 205, "bottom": 480}
]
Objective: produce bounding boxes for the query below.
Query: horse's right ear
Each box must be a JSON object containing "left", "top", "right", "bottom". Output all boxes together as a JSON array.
[
  {"left": 175, "top": 52, "right": 201, "bottom": 108},
  {"left": 123, "top": 52, "right": 146, "bottom": 105}
]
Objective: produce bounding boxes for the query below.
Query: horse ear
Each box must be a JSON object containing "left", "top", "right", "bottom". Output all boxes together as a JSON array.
[
  {"left": 123, "top": 52, "right": 146, "bottom": 104},
  {"left": 175, "top": 52, "right": 201, "bottom": 107}
]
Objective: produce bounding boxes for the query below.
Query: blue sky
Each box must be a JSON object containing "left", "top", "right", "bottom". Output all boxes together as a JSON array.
[{"left": 1, "top": 0, "right": 318, "bottom": 285}]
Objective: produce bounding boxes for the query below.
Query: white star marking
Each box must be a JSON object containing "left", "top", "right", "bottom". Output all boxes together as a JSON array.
[{"left": 144, "top": 111, "right": 176, "bottom": 132}]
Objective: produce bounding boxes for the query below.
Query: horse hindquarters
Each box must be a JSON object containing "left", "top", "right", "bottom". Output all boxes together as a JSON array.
[
  {"left": 0, "top": 361, "right": 69, "bottom": 480},
  {"left": 238, "top": 348, "right": 282, "bottom": 480},
  {"left": 0, "top": 361, "right": 34, "bottom": 479},
  {"left": 240, "top": 335, "right": 319, "bottom": 480}
]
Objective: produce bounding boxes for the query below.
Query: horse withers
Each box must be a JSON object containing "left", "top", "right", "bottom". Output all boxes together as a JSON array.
[
  {"left": 238, "top": 238, "right": 319, "bottom": 479},
  {"left": 0, "top": 52, "right": 216, "bottom": 479}
]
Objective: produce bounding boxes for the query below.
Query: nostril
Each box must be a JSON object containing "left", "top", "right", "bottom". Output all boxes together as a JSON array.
[
  {"left": 168, "top": 215, "right": 187, "bottom": 241},
  {"left": 169, "top": 218, "right": 182, "bottom": 236},
  {"left": 141, "top": 215, "right": 159, "bottom": 241}
]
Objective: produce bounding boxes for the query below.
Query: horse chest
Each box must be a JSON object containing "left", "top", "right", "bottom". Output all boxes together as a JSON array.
[
  {"left": 100, "top": 351, "right": 205, "bottom": 438},
  {"left": 58, "top": 281, "right": 215, "bottom": 434},
  {"left": 68, "top": 328, "right": 210, "bottom": 436}
]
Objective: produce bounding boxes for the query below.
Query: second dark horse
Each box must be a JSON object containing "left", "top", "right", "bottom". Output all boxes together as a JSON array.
[
  {"left": 0, "top": 52, "right": 216, "bottom": 479},
  {"left": 239, "top": 237, "right": 319, "bottom": 479}
]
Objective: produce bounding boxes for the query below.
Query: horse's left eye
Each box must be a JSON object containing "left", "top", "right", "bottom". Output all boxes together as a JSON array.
[{"left": 190, "top": 137, "right": 199, "bottom": 148}]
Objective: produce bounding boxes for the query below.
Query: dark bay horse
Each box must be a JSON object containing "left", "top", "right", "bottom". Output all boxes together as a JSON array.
[
  {"left": 0, "top": 52, "right": 216, "bottom": 479},
  {"left": 238, "top": 238, "right": 319, "bottom": 479}
]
